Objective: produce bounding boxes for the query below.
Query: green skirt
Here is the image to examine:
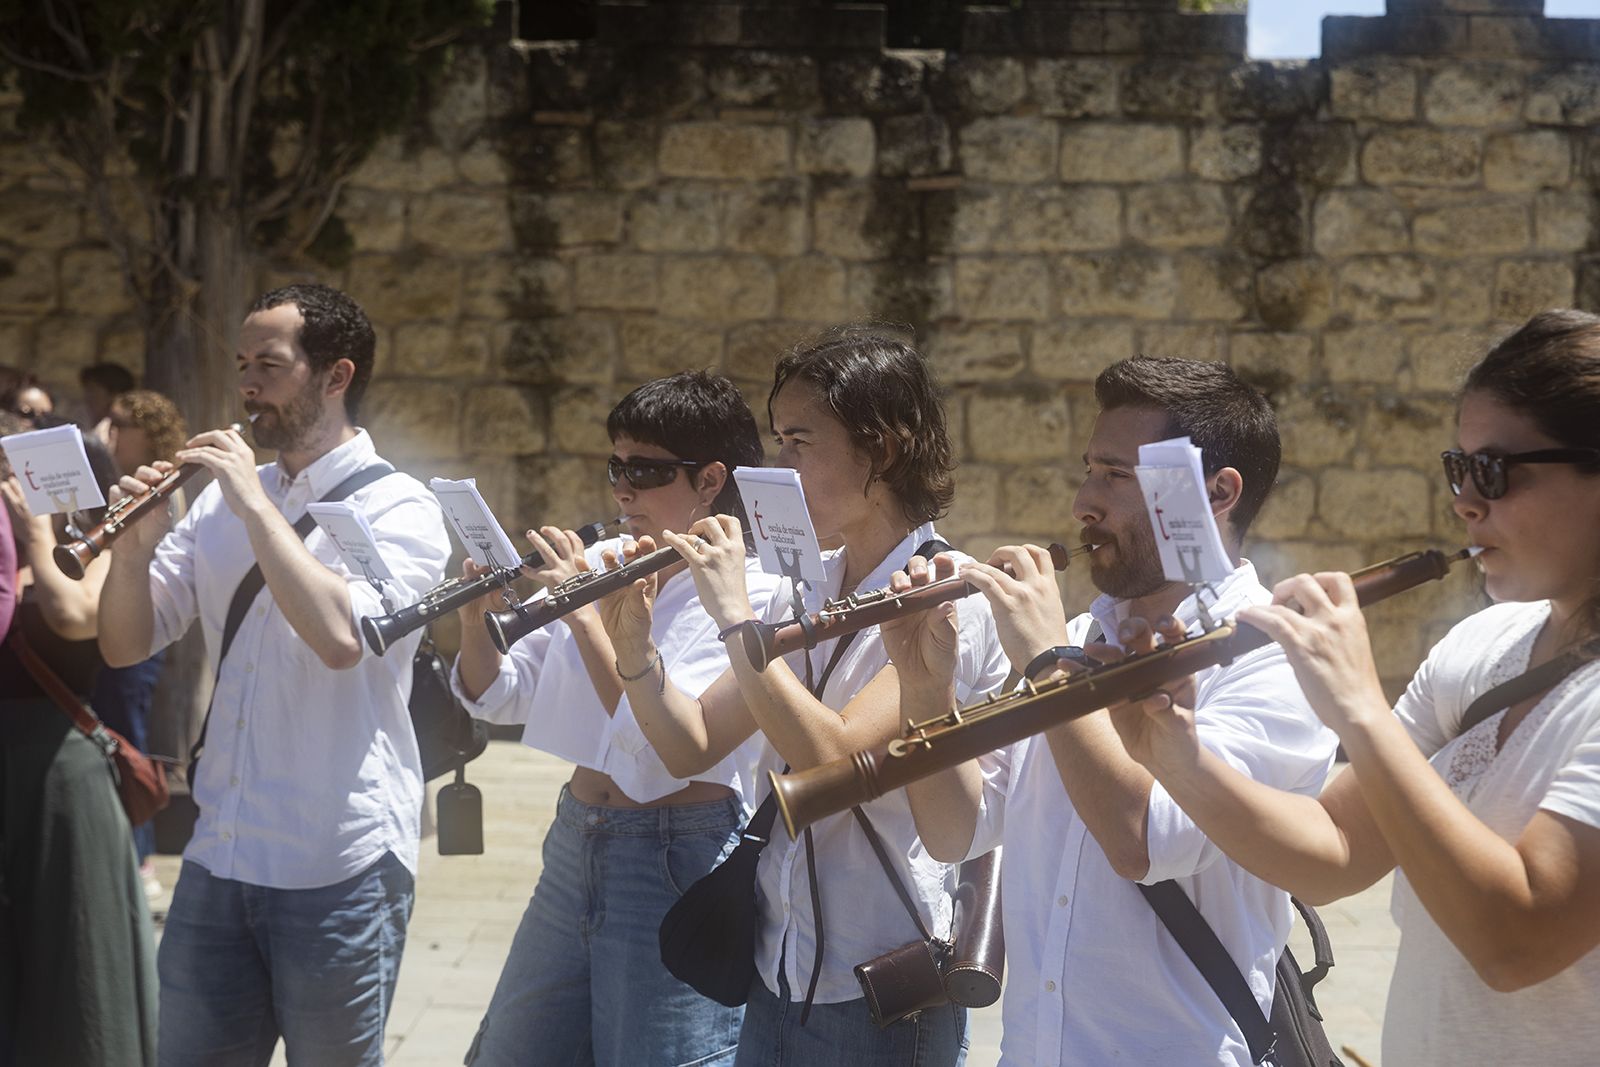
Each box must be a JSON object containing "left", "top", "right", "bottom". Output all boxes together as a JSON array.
[{"left": 1, "top": 701, "right": 158, "bottom": 1067}]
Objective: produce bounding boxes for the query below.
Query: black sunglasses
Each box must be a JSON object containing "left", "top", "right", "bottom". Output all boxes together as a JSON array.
[
  {"left": 607, "top": 455, "right": 704, "bottom": 490},
  {"left": 1440, "top": 447, "right": 1600, "bottom": 500}
]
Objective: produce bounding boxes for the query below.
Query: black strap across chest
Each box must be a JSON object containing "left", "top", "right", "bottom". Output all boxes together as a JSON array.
[
  {"left": 187, "top": 463, "right": 395, "bottom": 785},
  {"left": 1455, "top": 636, "right": 1600, "bottom": 740}
]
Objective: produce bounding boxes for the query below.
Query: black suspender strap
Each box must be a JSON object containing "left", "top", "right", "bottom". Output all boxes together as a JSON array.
[
  {"left": 1138, "top": 879, "right": 1279, "bottom": 1065},
  {"left": 1455, "top": 637, "right": 1600, "bottom": 740},
  {"left": 186, "top": 462, "right": 395, "bottom": 789}
]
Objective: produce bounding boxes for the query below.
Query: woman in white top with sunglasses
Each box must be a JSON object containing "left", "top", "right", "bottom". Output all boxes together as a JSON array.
[
  {"left": 454, "top": 372, "right": 783, "bottom": 1067},
  {"left": 1113, "top": 309, "right": 1600, "bottom": 1065}
]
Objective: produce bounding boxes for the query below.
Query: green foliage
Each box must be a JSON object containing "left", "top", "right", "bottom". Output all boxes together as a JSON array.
[{"left": 0, "top": 0, "right": 490, "bottom": 260}]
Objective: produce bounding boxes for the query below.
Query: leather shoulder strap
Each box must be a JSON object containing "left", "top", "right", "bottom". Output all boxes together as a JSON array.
[
  {"left": 189, "top": 463, "right": 395, "bottom": 779},
  {"left": 1456, "top": 639, "right": 1600, "bottom": 740},
  {"left": 1138, "top": 879, "right": 1277, "bottom": 1065},
  {"left": 13, "top": 629, "right": 103, "bottom": 738}
]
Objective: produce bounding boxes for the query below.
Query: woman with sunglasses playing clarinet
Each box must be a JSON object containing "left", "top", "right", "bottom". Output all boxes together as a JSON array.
[
  {"left": 1108, "top": 309, "right": 1600, "bottom": 1065},
  {"left": 596, "top": 331, "right": 1009, "bottom": 1065},
  {"left": 455, "top": 372, "right": 782, "bottom": 1067}
]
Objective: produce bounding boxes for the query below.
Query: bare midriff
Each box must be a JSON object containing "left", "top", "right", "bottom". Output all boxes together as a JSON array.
[{"left": 566, "top": 765, "right": 735, "bottom": 809}]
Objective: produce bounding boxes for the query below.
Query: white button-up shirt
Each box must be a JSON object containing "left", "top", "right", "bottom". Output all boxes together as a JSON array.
[
  {"left": 752, "top": 523, "right": 1012, "bottom": 1005},
  {"left": 972, "top": 561, "right": 1337, "bottom": 1066},
  {"left": 455, "top": 543, "right": 785, "bottom": 806},
  {"left": 145, "top": 430, "right": 450, "bottom": 889}
]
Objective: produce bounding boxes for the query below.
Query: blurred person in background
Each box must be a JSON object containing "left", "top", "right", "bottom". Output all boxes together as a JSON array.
[
  {"left": 94, "top": 388, "right": 191, "bottom": 897},
  {"left": 0, "top": 408, "right": 157, "bottom": 1067},
  {"left": 0, "top": 368, "right": 52, "bottom": 424},
  {"left": 81, "top": 361, "right": 138, "bottom": 444}
]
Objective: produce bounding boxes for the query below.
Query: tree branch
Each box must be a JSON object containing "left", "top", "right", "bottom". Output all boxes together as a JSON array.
[{"left": 0, "top": 38, "right": 99, "bottom": 82}]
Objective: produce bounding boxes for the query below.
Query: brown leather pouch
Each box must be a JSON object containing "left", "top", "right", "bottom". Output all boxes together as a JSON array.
[
  {"left": 853, "top": 938, "right": 951, "bottom": 1028},
  {"left": 944, "top": 850, "right": 1005, "bottom": 1008}
]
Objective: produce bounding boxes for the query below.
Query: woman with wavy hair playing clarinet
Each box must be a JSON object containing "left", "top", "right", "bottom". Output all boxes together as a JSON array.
[
  {"left": 1113, "top": 309, "right": 1600, "bottom": 1065},
  {"left": 597, "top": 331, "right": 1009, "bottom": 1065}
]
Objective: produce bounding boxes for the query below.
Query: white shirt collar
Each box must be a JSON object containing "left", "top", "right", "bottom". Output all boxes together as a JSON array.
[
  {"left": 266, "top": 428, "right": 377, "bottom": 507},
  {"left": 1089, "top": 558, "right": 1262, "bottom": 647}
]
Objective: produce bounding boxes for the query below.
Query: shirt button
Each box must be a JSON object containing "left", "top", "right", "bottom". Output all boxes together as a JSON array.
[
  {"left": 244, "top": 663, "right": 255, "bottom": 673},
  {"left": 236, "top": 717, "right": 246, "bottom": 729},
  {"left": 230, "top": 776, "right": 240, "bottom": 787},
  {"left": 256, "top": 606, "right": 266, "bottom": 618},
  {"left": 222, "top": 831, "right": 232, "bottom": 841},
  {"left": 1045, "top": 980, "right": 1056, "bottom": 992},
  {"left": 1058, "top": 895, "right": 1069, "bottom": 907}
]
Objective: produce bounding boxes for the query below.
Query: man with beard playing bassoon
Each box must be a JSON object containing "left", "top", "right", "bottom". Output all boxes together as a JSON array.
[
  {"left": 880, "top": 356, "right": 1339, "bottom": 1065},
  {"left": 99, "top": 283, "right": 450, "bottom": 1067}
]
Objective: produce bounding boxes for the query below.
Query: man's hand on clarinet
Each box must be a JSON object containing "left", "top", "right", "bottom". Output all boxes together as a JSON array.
[{"left": 174, "top": 426, "right": 267, "bottom": 520}]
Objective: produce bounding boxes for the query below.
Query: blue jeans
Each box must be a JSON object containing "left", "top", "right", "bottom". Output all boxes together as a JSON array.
[
  {"left": 734, "top": 965, "right": 967, "bottom": 1067},
  {"left": 466, "top": 786, "right": 744, "bottom": 1067},
  {"left": 156, "top": 852, "right": 414, "bottom": 1067}
]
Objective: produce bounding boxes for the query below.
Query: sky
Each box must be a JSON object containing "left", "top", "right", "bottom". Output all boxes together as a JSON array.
[{"left": 1248, "top": 0, "right": 1600, "bottom": 59}]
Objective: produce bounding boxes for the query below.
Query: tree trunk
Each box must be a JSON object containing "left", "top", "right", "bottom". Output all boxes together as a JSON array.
[
  {"left": 139, "top": 204, "right": 251, "bottom": 782},
  {"left": 143, "top": 207, "right": 248, "bottom": 436}
]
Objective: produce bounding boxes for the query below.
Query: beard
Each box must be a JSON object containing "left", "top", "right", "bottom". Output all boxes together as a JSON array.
[
  {"left": 247, "top": 379, "right": 324, "bottom": 451},
  {"left": 1085, "top": 519, "right": 1169, "bottom": 600}
]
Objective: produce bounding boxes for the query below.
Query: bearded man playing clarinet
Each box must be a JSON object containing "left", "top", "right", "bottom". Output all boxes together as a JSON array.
[
  {"left": 98, "top": 283, "right": 450, "bottom": 1067},
  {"left": 883, "top": 356, "right": 1339, "bottom": 1065}
]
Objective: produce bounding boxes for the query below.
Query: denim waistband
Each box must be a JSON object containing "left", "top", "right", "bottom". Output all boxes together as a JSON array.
[{"left": 555, "top": 783, "right": 743, "bottom": 837}]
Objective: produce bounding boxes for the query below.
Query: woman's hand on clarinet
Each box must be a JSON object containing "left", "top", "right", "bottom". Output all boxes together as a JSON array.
[
  {"left": 1237, "top": 571, "right": 1387, "bottom": 739},
  {"left": 659, "top": 515, "right": 753, "bottom": 633},
  {"left": 1103, "top": 616, "right": 1204, "bottom": 774},
  {"left": 107, "top": 461, "right": 177, "bottom": 555},
  {"left": 595, "top": 536, "right": 660, "bottom": 661},
  {"left": 456, "top": 558, "right": 504, "bottom": 623},
  {"left": 879, "top": 553, "right": 961, "bottom": 708}
]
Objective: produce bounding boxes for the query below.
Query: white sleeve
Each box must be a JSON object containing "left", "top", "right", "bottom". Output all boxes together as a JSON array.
[{"left": 146, "top": 484, "right": 208, "bottom": 654}]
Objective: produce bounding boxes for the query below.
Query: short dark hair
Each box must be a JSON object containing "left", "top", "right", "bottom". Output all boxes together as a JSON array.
[
  {"left": 768, "top": 329, "right": 956, "bottom": 527},
  {"left": 607, "top": 371, "right": 765, "bottom": 523},
  {"left": 1094, "top": 356, "right": 1281, "bottom": 537},
  {"left": 78, "top": 362, "right": 136, "bottom": 395},
  {"left": 247, "top": 283, "right": 375, "bottom": 421}
]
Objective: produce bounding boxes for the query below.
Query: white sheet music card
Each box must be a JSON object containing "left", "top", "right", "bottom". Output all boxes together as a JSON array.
[
  {"left": 306, "top": 502, "right": 395, "bottom": 582},
  {"left": 731, "top": 466, "right": 827, "bottom": 584},
  {"left": 0, "top": 423, "right": 107, "bottom": 516},
  {"left": 429, "top": 477, "right": 522, "bottom": 569},
  {"left": 1134, "top": 436, "right": 1233, "bottom": 586}
]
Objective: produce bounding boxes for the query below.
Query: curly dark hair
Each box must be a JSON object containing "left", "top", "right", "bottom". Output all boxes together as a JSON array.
[
  {"left": 110, "top": 389, "right": 189, "bottom": 465},
  {"left": 248, "top": 283, "right": 376, "bottom": 420},
  {"left": 769, "top": 329, "right": 955, "bottom": 527}
]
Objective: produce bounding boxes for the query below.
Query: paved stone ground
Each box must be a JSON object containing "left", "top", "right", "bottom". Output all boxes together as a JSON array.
[{"left": 150, "top": 747, "right": 1394, "bottom": 1066}]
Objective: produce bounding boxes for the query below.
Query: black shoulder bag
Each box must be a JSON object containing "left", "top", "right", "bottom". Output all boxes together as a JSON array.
[
  {"left": 188, "top": 464, "right": 486, "bottom": 792},
  {"left": 1140, "top": 881, "right": 1343, "bottom": 1067},
  {"left": 658, "top": 631, "right": 860, "bottom": 1007}
]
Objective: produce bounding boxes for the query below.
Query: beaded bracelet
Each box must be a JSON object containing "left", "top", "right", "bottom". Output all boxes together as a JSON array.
[{"left": 616, "top": 649, "right": 665, "bottom": 694}]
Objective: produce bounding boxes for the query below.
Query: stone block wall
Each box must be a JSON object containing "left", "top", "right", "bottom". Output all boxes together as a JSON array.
[{"left": 3, "top": 0, "right": 1598, "bottom": 688}]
